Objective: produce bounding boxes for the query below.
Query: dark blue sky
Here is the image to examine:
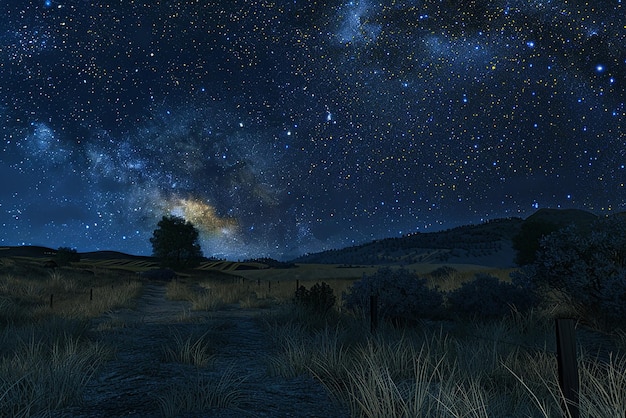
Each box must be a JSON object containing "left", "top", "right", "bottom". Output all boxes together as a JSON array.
[{"left": 1, "top": 0, "right": 624, "bottom": 260}]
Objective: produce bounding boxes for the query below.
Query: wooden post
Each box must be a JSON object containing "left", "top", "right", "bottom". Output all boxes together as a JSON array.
[
  {"left": 296, "top": 280, "right": 299, "bottom": 291},
  {"left": 90, "top": 288, "right": 93, "bottom": 301},
  {"left": 555, "top": 318, "right": 580, "bottom": 418},
  {"left": 50, "top": 294, "right": 54, "bottom": 309},
  {"left": 370, "top": 295, "right": 378, "bottom": 333},
  {"left": 257, "top": 279, "right": 261, "bottom": 287},
  {"left": 268, "top": 281, "right": 271, "bottom": 292}
]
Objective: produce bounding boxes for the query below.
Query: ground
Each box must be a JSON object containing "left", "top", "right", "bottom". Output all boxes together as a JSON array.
[{"left": 51, "top": 282, "right": 349, "bottom": 418}]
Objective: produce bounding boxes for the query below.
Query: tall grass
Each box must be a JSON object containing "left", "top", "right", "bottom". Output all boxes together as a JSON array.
[
  {"left": 0, "top": 326, "right": 110, "bottom": 417},
  {"left": 264, "top": 302, "right": 626, "bottom": 417},
  {"left": 162, "top": 329, "right": 216, "bottom": 368},
  {"left": 166, "top": 277, "right": 276, "bottom": 311},
  {"left": 157, "top": 367, "right": 246, "bottom": 417},
  {"left": 0, "top": 260, "right": 139, "bottom": 416},
  {"left": 0, "top": 267, "right": 142, "bottom": 323}
]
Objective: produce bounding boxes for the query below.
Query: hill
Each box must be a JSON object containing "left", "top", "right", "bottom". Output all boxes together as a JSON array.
[
  {"left": 525, "top": 208, "right": 598, "bottom": 228},
  {"left": 291, "top": 217, "right": 524, "bottom": 268},
  {"left": 290, "top": 208, "right": 609, "bottom": 268},
  {"left": 79, "top": 250, "right": 154, "bottom": 261},
  {"left": 0, "top": 245, "right": 58, "bottom": 258},
  {"left": 0, "top": 246, "right": 152, "bottom": 261}
]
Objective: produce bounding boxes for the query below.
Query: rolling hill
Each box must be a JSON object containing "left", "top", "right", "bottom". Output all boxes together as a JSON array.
[
  {"left": 1, "top": 208, "right": 614, "bottom": 269},
  {"left": 290, "top": 208, "right": 605, "bottom": 268}
]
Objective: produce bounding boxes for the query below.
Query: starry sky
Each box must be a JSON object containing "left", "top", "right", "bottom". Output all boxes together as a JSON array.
[{"left": 0, "top": 0, "right": 624, "bottom": 260}]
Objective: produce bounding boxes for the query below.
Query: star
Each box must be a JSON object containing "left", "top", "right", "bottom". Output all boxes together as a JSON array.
[{"left": 0, "top": 0, "right": 623, "bottom": 260}]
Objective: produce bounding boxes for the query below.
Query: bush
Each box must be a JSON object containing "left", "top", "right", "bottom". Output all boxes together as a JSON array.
[
  {"left": 55, "top": 247, "right": 80, "bottom": 266},
  {"left": 446, "top": 273, "right": 536, "bottom": 320},
  {"left": 529, "top": 216, "right": 626, "bottom": 325},
  {"left": 343, "top": 267, "right": 444, "bottom": 323},
  {"left": 294, "top": 282, "right": 336, "bottom": 315}
]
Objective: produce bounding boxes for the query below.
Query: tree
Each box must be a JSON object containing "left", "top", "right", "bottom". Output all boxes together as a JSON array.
[
  {"left": 516, "top": 216, "right": 626, "bottom": 327},
  {"left": 55, "top": 247, "right": 80, "bottom": 266},
  {"left": 150, "top": 215, "right": 203, "bottom": 269},
  {"left": 512, "top": 220, "right": 560, "bottom": 265}
]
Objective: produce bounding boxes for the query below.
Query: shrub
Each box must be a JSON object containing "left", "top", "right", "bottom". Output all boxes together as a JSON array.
[
  {"left": 446, "top": 273, "right": 536, "bottom": 320},
  {"left": 343, "top": 267, "right": 444, "bottom": 323},
  {"left": 294, "top": 282, "right": 336, "bottom": 315}
]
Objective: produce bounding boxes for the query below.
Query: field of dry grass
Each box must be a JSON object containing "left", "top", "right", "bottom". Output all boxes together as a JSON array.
[
  {"left": 3, "top": 256, "right": 625, "bottom": 417},
  {"left": 261, "top": 301, "right": 626, "bottom": 417},
  {"left": 0, "top": 257, "right": 142, "bottom": 416}
]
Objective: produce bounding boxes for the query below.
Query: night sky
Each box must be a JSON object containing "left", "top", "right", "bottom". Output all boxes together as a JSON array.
[{"left": 1, "top": 0, "right": 624, "bottom": 260}]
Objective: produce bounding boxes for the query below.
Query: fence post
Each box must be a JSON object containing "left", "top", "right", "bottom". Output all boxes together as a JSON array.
[
  {"left": 555, "top": 318, "right": 580, "bottom": 418},
  {"left": 296, "top": 279, "right": 299, "bottom": 291},
  {"left": 370, "top": 295, "right": 378, "bottom": 334},
  {"left": 50, "top": 294, "right": 53, "bottom": 309},
  {"left": 90, "top": 288, "right": 93, "bottom": 301}
]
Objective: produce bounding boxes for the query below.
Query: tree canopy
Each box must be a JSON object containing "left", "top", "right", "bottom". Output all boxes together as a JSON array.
[
  {"left": 512, "top": 220, "right": 560, "bottom": 265},
  {"left": 55, "top": 247, "right": 80, "bottom": 266},
  {"left": 150, "top": 215, "right": 203, "bottom": 269}
]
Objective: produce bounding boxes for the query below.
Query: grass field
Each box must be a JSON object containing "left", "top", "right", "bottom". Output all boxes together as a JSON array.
[
  {"left": 2, "top": 256, "right": 625, "bottom": 417},
  {"left": 0, "top": 257, "right": 142, "bottom": 416}
]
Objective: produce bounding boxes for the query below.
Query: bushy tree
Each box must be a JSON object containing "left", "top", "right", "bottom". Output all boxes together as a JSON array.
[
  {"left": 343, "top": 267, "right": 444, "bottom": 323},
  {"left": 150, "top": 215, "right": 203, "bottom": 269},
  {"left": 446, "top": 273, "right": 536, "bottom": 320},
  {"left": 512, "top": 220, "right": 560, "bottom": 265},
  {"left": 524, "top": 216, "right": 626, "bottom": 324},
  {"left": 55, "top": 247, "right": 80, "bottom": 266}
]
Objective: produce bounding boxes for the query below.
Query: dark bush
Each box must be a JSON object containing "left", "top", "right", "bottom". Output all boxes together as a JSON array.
[
  {"left": 446, "top": 273, "right": 537, "bottom": 320},
  {"left": 343, "top": 267, "right": 444, "bottom": 323},
  {"left": 294, "top": 282, "right": 336, "bottom": 315},
  {"left": 55, "top": 247, "right": 80, "bottom": 266}
]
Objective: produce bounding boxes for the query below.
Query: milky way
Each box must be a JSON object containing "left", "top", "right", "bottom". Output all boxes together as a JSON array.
[{"left": 1, "top": 0, "right": 624, "bottom": 260}]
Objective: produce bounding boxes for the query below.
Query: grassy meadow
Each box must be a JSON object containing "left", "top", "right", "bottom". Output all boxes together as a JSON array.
[
  {"left": 1, "top": 255, "right": 625, "bottom": 417},
  {"left": 161, "top": 262, "right": 626, "bottom": 417},
  {"left": 0, "top": 256, "right": 142, "bottom": 416}
]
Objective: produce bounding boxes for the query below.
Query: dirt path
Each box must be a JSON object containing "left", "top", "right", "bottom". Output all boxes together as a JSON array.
[{"left": 52, "top": 282, "right": 349, "bottom": 418}]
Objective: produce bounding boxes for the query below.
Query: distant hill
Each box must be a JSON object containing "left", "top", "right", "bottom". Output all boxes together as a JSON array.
[
  {"left": 290, "top": 208, "right": 612, "bottom": 268},
  {"left": 291, "top": 217, "right": 524, "bottom": 268},
  {"left": 0, "top": 245, "right": 57, "bottom": 258},
  {"left": 525, "top": 208, "right": 598, "bottom": 228},
  {"left": 0, "top": 246, "right": 151, "bottom": 260},
  {"left": 80, "top": 250, "right": 154, "bottom": 261},
  {"left": 2, "top": 208, "right": 621, "bottom": 269}
]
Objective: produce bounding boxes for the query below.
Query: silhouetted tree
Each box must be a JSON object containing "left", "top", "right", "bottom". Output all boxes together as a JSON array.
[
  {"left": 55, "top": 247, "right": 80, "bottom": 266},
  {"left": 512, "top": 220, "right": 560, "bottom": 265},
  {"left": 514, "top": 216, "right": 626, "bottom": 328},
  {"left": 150, "top": 215, "right": 203, "bottom": 269}
]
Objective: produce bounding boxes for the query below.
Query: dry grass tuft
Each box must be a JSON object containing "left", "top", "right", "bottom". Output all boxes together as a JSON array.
[{"left": 156, "top": 367, "right": 246, "bottom": 417}]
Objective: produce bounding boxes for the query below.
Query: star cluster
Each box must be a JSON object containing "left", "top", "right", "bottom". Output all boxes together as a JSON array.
[{"left": 1, "top": 0, "right": 624, "bottom": 259}]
